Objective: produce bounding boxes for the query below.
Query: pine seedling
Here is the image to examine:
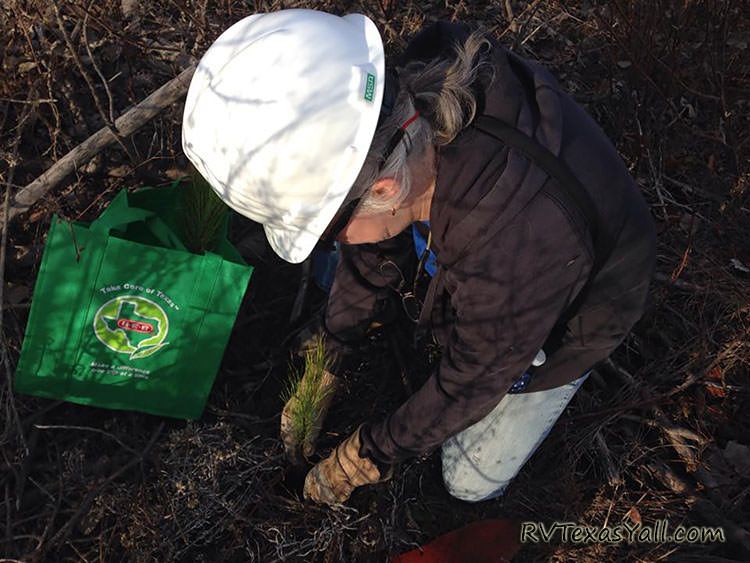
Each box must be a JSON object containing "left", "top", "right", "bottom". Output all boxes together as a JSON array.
[
  {"left": 179, "top": 168, "right": 228, "bottom": 253},
  {"left": 282, "top": 334, "right": 338, "bottom": 461}
]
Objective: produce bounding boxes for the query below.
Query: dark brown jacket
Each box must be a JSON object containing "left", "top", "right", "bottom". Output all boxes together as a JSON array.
[{"left": 325, "top": 22, "right": 656, "bottom": 465}]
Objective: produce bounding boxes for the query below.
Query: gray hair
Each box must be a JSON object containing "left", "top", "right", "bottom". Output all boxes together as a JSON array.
[{"left": 352, "top": 30, "right": 494, "bottom": 215}]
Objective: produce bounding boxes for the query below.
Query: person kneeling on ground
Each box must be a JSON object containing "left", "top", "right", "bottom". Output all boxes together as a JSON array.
[{"left": 181, "top": 10, "right": 656, "bottom": 505}]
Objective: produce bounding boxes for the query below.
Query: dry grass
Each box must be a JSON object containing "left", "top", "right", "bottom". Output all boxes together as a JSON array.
[{"left": 0, "top": 1, "right": 748, "bottom": 561}]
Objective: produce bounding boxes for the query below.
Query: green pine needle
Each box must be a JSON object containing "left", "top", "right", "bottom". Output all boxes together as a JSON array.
[
  {"left": 179, "top": 168, "right": 228, "bottom": 254},
  {"left": 282, "top": 335, "right": 335, "bottom": 450}
]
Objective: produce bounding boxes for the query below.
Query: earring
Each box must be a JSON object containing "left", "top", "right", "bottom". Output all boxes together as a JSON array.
[{"left": 391, "top": 207, "right": 397, "bottom": 216}]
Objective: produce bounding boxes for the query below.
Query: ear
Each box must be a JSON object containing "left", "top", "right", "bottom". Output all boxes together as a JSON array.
[{"left": 369, "top": 177, "right": 400, "bottom": 202}]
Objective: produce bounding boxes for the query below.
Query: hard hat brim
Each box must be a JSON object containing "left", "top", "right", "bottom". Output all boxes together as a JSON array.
[{"left": 263, "top": 222, "right": 327, "bottom": 264}]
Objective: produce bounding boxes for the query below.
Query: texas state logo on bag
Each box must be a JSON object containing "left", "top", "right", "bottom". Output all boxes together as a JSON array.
[{"left": 93, "top": 290, "right": 172, "bottom": 361}]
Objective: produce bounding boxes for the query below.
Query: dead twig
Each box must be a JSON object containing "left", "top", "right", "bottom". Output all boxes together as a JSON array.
[
  {"left": 647, "top": 460, "right": 750, "bottom": 556},
  {"left": 662, "top": 175, "right": 725, "bottom": 204},
  {"left": 81, "top": 7, "right": 115, "bottom": 125},
  {"left": 41, "top": 422, "right": 164, "bottom": 554},
  {"left": 28, "top": 446, "right": 64, "bottom": 563},
  {"left": 52, "top": 1, "right": 136, "bottom": 161},
  {"left": 652, "top": 272, "right": 705, "bottom": 293},
  {"left": 503, "top": 0, "right": 518, "bottom": 33},
  {"left": 1, "top": 101, "right": 30, "bottom": 455},
  {"left": 3, "top": 62, "right": 197, "bottom": 227},
  {"left": 639, "top": 119, "right": 670, "bottom": 223},
  {"left": 500, "top": 0, "right": 543, "bottom": 41},
  {"left": 605, "top": 360, "right": 714, "bottom": 492},
  {"left": 13, "top": 424, "right": 40, "bottom": 516},
  {"left": 650, "top": 407, "right": 704, "bottom": 472},
  {"left": 567, "top": 360, "right": 703, "bottom": 423},
  {"left": 594, "top": 430, "right": 624, "bottom": 487},
  {"left": 0, "top": 98, "right": 58, "bottom": 105},
  {"left": 32, "top": 424, "right": 139, "bottom": 456}
]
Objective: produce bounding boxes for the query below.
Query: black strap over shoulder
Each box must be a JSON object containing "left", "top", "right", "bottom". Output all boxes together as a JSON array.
[
  {"left": 472, "top": 115, "right": 617, "bottom": 351},
  {"left": 473, "top": 115, "right": 612, "bottom": 275}
]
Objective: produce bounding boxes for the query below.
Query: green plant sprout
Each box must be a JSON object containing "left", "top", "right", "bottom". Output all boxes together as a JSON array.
[
  {"left": 282, "top": 334, "right": 338, "bottom": 461},
  {"left": 179, "top": 168, "right": 228, "bottom": 254}
]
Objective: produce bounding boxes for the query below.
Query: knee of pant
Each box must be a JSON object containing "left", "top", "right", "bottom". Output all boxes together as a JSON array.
[{"left": 442, "top": 471, "right": 507, "bottom": 503}]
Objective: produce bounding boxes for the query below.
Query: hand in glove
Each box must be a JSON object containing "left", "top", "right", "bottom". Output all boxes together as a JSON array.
[
  {"left": 280, "top": 368, "right": 339, "bottom": 464},
  {"left": 303, "top": 425, "right": 390, "bottom": 506}
]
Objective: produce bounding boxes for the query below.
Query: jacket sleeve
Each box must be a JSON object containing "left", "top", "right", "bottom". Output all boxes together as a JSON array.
[{"left": 359, "top": 196, "right": 593, "bottom": 464}]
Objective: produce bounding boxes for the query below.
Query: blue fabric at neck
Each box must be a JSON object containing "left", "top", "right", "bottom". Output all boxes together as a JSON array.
[{"left": 411, "top": 221, "right": 437, "bottom": 277}]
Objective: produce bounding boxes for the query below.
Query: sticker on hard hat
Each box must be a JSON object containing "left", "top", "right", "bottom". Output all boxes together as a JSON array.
[{"left": 364, "top": 73, "right": 376, "bottom": 102}]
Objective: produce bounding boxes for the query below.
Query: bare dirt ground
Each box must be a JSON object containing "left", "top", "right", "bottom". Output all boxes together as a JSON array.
[{"left": 1, "top": 1, "right": 749, "bottom": 561}]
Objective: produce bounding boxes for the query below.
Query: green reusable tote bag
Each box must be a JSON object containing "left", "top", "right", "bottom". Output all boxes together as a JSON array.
[{"left": 15, "top": 185, "right": 253, "bottom": 419}]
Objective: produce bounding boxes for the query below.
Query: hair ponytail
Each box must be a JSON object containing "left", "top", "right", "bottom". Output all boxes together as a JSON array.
[
  {"left": 353, "top": 30, "right": 494, "bottom": 215},
  {"left": 405, "top": 31, "right": 492, "bottom": 145}
]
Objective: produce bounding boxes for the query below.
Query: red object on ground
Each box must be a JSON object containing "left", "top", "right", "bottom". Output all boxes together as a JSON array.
[{"left": 391, "top": 519, "right": 521, "bottom": 563}]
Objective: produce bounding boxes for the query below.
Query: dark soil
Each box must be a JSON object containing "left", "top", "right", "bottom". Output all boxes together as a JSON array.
[{"left": 1, "top": 1, "right": 749, "bottom": 562}]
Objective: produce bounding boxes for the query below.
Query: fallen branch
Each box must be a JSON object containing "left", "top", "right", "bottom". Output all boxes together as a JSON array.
[{"left": 2, "top": 63, "right": 197, "bottom": 228}]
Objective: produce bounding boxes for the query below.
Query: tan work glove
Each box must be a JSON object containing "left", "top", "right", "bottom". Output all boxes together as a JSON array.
[
  {"left": 280, "top": 369, "right": 339, "bottom": 464},
  {"left": 303, "top": 425, "right": 389, "bottom": 506}
]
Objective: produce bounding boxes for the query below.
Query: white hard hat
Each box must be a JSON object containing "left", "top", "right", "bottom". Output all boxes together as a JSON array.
[{"left": 182, "top": 9, "right": 385, "bottom": 263}]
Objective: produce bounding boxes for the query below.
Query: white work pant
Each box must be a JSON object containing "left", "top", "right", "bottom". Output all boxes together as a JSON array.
[{"left": 441, "top": 372, "right": 590, "bottom": 502}]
